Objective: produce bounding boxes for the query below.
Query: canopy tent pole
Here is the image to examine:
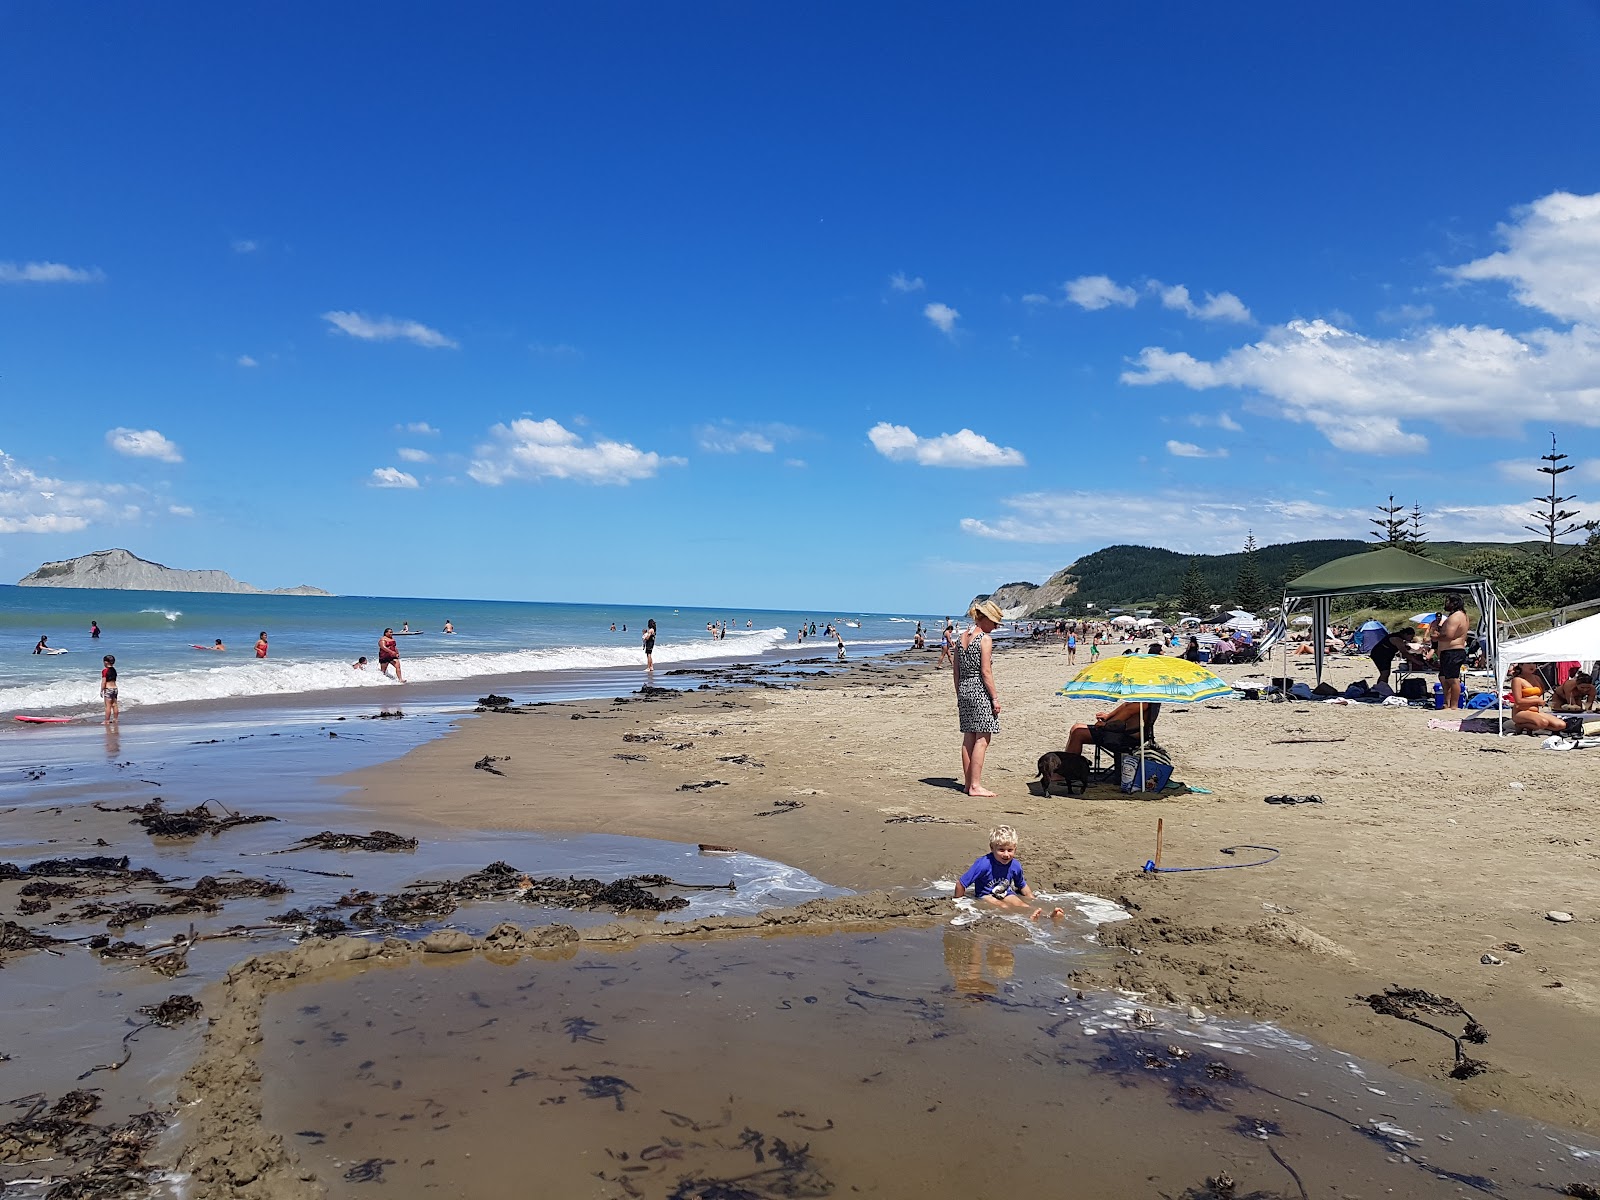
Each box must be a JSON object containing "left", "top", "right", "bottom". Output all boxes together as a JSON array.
[{"left": 1313, "top": 595, "right": 1330, "bottom": 685}]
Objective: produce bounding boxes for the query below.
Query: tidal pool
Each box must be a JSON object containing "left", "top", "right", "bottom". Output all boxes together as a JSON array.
[{"left": 259, "top": 927, "right": 1600, "bottom": 1199}]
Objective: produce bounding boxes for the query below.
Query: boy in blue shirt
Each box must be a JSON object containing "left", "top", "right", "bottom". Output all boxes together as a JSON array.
[{"left": 955, "top": 825, "right": 1063, "bottom": 922}]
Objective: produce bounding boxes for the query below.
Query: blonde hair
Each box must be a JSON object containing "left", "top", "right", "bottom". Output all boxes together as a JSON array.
[{"left": 989, "top": 824, "right": 1018, "bottom": 850}]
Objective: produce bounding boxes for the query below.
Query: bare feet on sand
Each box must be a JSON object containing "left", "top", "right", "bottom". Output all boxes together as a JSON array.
[
  {"left": 1029, "top": 907, "right": 1067, "bottom": 922},
  {"left": 966, "top": 786, "right": 997, "bottom": 797}
]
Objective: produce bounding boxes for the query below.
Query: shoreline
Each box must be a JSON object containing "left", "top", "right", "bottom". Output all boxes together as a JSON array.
[{"left": 337, "top": 637, "right": 1600, "bottom": 1133}]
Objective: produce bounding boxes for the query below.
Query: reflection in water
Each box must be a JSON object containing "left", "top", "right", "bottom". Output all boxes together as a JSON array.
[
  {"left": 102, "top": 725, "right": 120, "bottom": 759},
  {"left": 941, "top": 925, "right": 1016, "bottom": 997}
]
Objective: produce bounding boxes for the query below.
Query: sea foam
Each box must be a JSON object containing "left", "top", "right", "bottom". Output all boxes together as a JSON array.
[{"left": 0, "top": 627, "right": 790, "bottom": 713}]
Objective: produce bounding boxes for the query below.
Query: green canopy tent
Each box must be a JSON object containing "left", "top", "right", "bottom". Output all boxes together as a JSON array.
[{"left": 1282, "top": 547, "right": 1498, "bottom": 685}]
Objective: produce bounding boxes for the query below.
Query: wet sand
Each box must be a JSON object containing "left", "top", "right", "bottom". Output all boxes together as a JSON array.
[{"left": 339, "top": 643, "right": 1600, "bottom": 1134}]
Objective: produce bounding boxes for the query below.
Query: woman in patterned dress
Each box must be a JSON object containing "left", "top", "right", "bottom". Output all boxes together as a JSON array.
[{"left": 955, "top": 600, "right": 1003, "bottom": 797}]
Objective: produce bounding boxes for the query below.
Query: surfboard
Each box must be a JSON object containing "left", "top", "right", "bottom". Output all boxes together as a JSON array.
[
  {"left": 44, "top": 647, "right": 70, "bottom": 655},
  {"left": 393, "top": 631, "right": 425, "bottom": 636},
  {"left": 14, "top": 715, "right": 73, "bottom": 724}
]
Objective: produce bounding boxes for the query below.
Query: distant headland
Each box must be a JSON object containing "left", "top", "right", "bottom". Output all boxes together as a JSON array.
[{"left": 17, "top": 549, "right": 333, "bottom": 596}]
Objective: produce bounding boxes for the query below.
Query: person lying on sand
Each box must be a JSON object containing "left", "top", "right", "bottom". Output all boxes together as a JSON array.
[{"left": 954, "top": 825, "right": 1063, "bottom": 923}]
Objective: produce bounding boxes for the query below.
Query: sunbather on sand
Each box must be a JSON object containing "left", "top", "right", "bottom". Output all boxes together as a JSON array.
[
  {"left": 1510, "top": 663, "right": 1567, "bottom": 733},
  {"left": 1553, "top": 670, "right": 1596, "bottom": 713}
]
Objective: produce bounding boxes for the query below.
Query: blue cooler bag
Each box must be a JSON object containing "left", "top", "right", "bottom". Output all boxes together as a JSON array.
[{"left": 1120, "top": 745, "right": 1175, "bottom": 793}]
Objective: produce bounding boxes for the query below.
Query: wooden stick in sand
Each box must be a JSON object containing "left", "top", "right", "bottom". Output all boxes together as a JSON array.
[{"left": 1155, "top": 818, "right": 1164, "bottom": 870}]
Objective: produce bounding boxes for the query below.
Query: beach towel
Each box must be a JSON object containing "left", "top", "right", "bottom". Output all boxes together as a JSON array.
[{"left": 1466, "top": 692, "right": 1498, "bottom": 710}]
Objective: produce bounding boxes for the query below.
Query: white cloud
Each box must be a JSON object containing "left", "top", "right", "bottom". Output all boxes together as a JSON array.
[
  {"left": 697, "top": 427, "right": 774, "bottom": 454},
  {"left": 1154, "top": 282, "right": 1252, "bottom": 323},
  {"left": 1120, "top": 193, "right": 1600, "bottom": 455},
  {"left": 237, "top": 354, "right": 259, "bottom": 368},
  {"left": 531, "top": 341, "right": 583, "bottom": 358},
  {"left": 397, "top": 422, "right": 440, "bottom": 436},
  {"left": 323, "top": 311, "right": 458, "bottom": 349},
  {"left": 0, "top": 261, "right": 103, "bottom": 284},
  {"left": 1064, "top": 275, "right": 1138, "bottom": 311},
  {"left": 468, "top": 418, "right": 683, "bottom": 486},
  {"left": 867, "top": 422, "right": 1025, "bottom": 468},
  {"left": 784, "top": 458, "right": 807, "bottom": 468},
  {"left": 923, "top": 302, "right": 960, "bottom": 336},
  {"left": 1450, "top": 191, "right": 1600, "bottom": 322},
  {"left": 1021, "top": 293, "right": 1051, "bottom": 306},
  {"left": 0, "top": 449, "right": 153, "bottom": 534},
  {"left": 369, "top": 467, "right": 420, "bottom": 489},
  {"left": 231, "top": 239, "right": 258, "bottom": 254},
  {"left": 889, "top": 272, "right": 925, "bottom": 293},
  {"left": 169, "top": 504, "right": 195, "bottom": 517},
  {"left": 1187, "top": 411, "right": 1244, "bottom": 432},
  {"left": 396, "top": 447, "right": 432, "bottom": 463},
  {"left": 1165, "top": 440, "right": 1229, "bottom": 459},
  {"left": 107, "top": 428, "right": 183, "bottom": 464}
]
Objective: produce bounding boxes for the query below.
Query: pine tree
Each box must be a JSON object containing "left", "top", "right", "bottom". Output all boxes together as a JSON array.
[
  {"left": 1179, "top": 559, "right": 1210, "bottom": 615},
  {"left": 1369, "top": 495, "right": 1410, "bottom": 548},
  {"left": 1233, "top": 531, "right": 1268, "bottom": 613},
  {"left": 1408, "top": 503, "right": 1428, "bottom": 556},
  {"left": 1525, "top": 432, "right": 1585, "bottom": 555}
]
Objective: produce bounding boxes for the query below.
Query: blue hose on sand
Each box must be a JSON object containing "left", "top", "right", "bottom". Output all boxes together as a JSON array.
[{"left": 1144, "top": 844, "right": 1280, "bottom": 874}]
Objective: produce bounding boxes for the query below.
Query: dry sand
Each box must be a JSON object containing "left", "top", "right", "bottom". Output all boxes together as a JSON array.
[{"left": 338, "top": 641, "right": 1600, "bottom": 1133}]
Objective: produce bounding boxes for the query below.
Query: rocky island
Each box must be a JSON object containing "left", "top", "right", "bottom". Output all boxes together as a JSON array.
[{"left": 17, "top": 548, "right": 332, "bottom": 595}]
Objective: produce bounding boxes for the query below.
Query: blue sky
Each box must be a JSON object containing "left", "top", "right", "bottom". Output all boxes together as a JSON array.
[{"left": 4, "top": 3, "right": 1600, "bottom": 612}]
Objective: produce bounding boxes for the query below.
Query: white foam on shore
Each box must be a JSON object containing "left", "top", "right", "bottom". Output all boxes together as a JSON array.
[{"left": 0, "top": 628, "right": 791, "bottom": 713}]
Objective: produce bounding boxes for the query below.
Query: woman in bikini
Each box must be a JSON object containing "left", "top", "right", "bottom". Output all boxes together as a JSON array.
[
  {"left": 1509, "top": 662, "right": 1565, "bottom": 733},
  {"left": 642, "top": 619, "right": 657, "bottom": 671},
  {"left": 100, "top": 655, "right": 119, "bottom": 726}
]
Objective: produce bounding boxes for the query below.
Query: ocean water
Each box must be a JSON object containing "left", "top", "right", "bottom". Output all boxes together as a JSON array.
[{"left": 0, "top": 585, "right": 944, "bottom": 715}]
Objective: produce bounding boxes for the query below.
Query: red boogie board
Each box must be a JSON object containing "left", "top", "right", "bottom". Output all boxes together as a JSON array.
[{"left": 13, "top": 715, "right": 74, "bottom": 724}]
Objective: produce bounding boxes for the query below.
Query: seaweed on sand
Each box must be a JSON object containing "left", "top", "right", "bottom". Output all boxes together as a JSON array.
[
  {"left": 0, "top": 856, "right": 165, "bottom": 883},
  {"left": 1, "top": 920, "right": 64, "bottom": 952},
  {"left": 0, "top": 1093, "right": 167, "bottom": 1197},
  {"left": 136, "top": 994, "right": 201, "bottom": 1027},
  {"left": 68, "top": 875, "right": 289, "bottom": 931},
  {"left": 93, "top": 797, "right": 277, "bottom": 839},
  {"left": 1358, "top": 986, "right": 1490, "bottom": 1079},
  {"left": 273, "top": 830, "right": 419, "bottom": 853}
]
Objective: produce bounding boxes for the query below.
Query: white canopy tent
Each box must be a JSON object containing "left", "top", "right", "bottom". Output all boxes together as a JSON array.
[
  {"left": 1496, "top": 612, "right": 1600, "bottom": 684},
  {"left": 1110, "top": 615, "right": 1137, "bottom": 627}
]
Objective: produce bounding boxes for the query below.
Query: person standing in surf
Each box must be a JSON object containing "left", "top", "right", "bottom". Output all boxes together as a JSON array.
[
  {"left": 378, "top": 628, "right": 404, "bottom": 682},
  {"left": 255, "top": 631, "right": 268, "bottom": 659},
  {"left": 90, "top": 620, "right": 100, "bottom": 639},
  {"left": 642, "top": 619, "right": 657, "bottom": 671},
  {"left": 100, "top": 655, "right": 119, "bottom": 726}
]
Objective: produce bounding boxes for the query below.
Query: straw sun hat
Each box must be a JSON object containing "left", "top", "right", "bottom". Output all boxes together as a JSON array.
[{"left": 971, "top": 599, "right": 1004, "bottom": 624}]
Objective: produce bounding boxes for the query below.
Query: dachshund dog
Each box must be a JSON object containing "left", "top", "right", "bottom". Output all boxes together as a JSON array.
[{"left": 1034, "top": 750, "right": 1090, "bottom": 797}]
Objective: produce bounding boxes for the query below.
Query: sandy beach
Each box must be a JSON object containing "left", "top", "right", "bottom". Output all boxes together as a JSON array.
[{"left": 340, "top": 640, "right": 1600, "bottom": 1133}]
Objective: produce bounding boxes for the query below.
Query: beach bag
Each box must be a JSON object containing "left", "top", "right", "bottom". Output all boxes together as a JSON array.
[
  {"left": 1342, "top": 680, "right": 1370, "bottom": 699},
  {"left": 1288, "top": 682, "right": 1315, "bottom": 700},
  {"left": 1120, "top": 744, "right": 1175, "bottom": 794},
  {"left": 1466, "top": 691, "right": 1497, "bottom": 710},
  {"left": 1312, "top": 682, "right": 1340, "bottom": 697},
  {"left": 1399, "top": 677, "right": 1429, "bottom": 703}
]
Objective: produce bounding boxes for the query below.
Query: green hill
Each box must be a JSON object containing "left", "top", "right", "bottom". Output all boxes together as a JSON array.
[{"left": 1019, "top": 538, "right": 1547, "bottom": 614}]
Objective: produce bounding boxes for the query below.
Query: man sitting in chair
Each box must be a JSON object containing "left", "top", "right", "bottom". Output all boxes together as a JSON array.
[{"left": 1066, "top": 702, "right": 1161, "bottom": 758}]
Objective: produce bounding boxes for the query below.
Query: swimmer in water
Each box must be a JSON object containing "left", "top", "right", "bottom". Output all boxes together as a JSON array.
[{"left": 443, "top": 620, "right": 454, "bottom": 634}]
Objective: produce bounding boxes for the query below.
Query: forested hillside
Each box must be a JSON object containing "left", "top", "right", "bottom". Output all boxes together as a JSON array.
[{"left": 993, "top": 538, "right": 1551, "bottom": 613}]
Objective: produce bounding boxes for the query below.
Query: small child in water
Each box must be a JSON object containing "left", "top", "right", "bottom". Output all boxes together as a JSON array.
[{"left": 955, "top": 825, "right": 1063, "bottom": 922}]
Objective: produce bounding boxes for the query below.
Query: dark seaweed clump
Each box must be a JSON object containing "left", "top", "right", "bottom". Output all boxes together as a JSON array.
[
  {"left": 93, "top": 797, "right": 277, "bottom": 839},
  {"left": 276, "top": 830, "right": 418, "bottom": 853},
  {"left": 0, "top": 1093, "right": 167, "bottom": 1199},
  {"left": 1359, "top": 986, "right": 1489, "bottom": 1079}
]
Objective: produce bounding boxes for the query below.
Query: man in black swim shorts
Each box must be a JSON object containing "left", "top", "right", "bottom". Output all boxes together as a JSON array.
[{"left": 1436, "top": 593, "right": 1470, "bottom": 709}]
